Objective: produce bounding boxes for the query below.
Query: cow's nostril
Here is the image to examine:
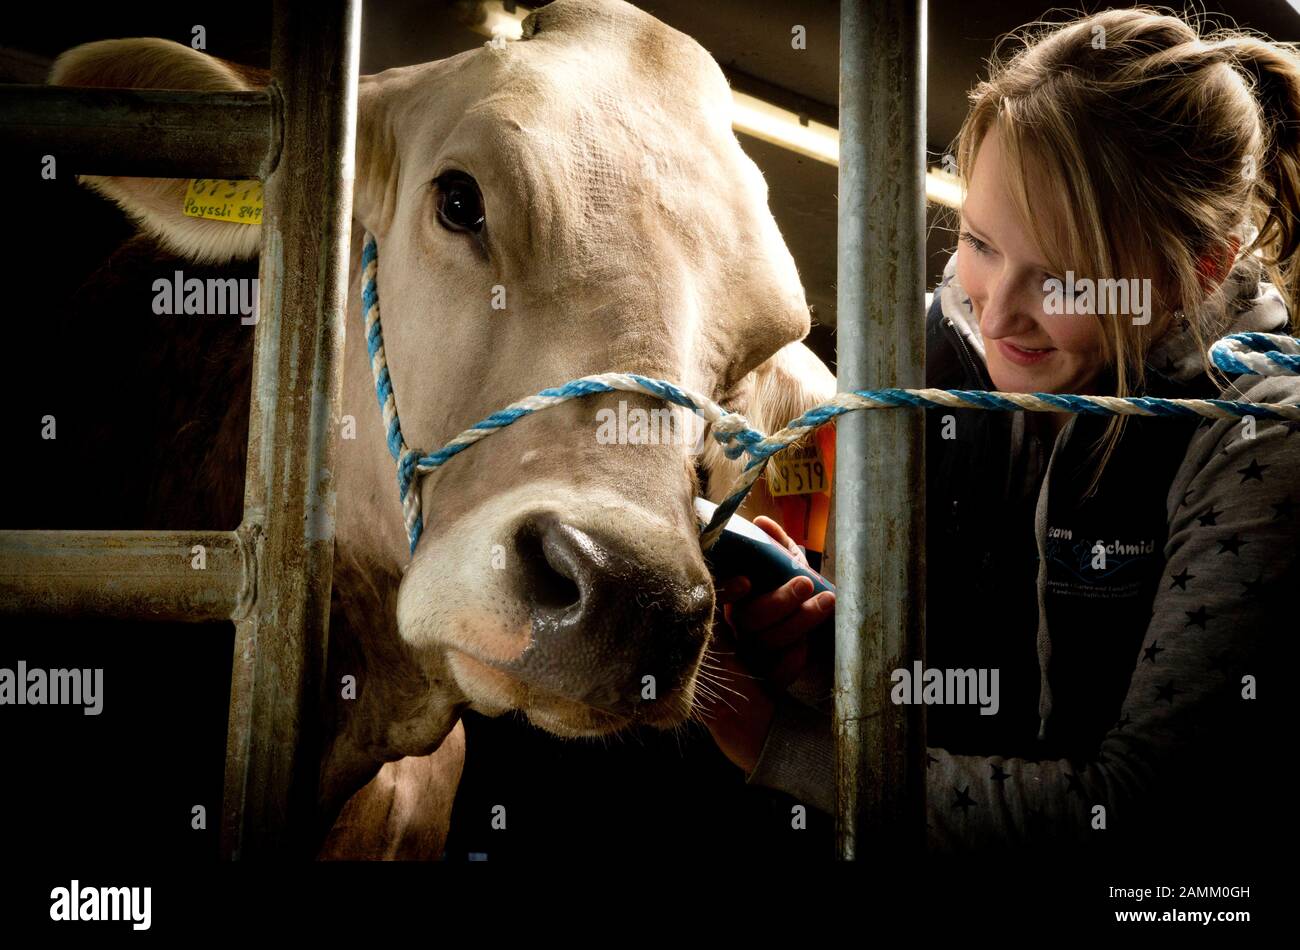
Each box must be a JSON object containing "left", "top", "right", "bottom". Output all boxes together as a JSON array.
[
  {"left": 507, "top": 512, "right": 711, "bottom": 717},
  {"left": 514, "top": 514, "right": 581, "bottom": 612}
]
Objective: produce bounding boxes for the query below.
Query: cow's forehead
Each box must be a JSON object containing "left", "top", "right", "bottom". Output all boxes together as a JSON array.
[
  {"left": 372, "top": 28, "right": 742, "bottom": 206},
  {"left": 476, "top": 20, "right": 734, "bottom": 146},
  {"left": 465, "top": 59, "right": 734, "bottom": 182},
  {"left": 358, "top": 1, "right": 796, "bottom": 330},
  {"left": 517, "top": 0, "right": 731, "bottom": 104},
  {"left": 377, "top": 23, "right": 755, "bottom": 263},
  {"left": 371, "top": 0, "right": 739, "bottom": 181},
  {"left": 461, "top": 59, "right": 751, "bottom": 280}
]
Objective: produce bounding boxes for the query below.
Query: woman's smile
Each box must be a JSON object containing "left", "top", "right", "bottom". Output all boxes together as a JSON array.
[{"left": 996, "top": 339, "right": 1057, "bottom": 367}]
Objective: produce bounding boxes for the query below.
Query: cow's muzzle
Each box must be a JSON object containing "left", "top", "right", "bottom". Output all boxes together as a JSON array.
[{"left": 500, "top": 511, "right": 713, "bottom": 717}]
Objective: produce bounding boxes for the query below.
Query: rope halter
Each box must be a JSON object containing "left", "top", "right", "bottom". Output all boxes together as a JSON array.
[{"left": 360, "top": 232, "right": 1300, "bottom": 555}]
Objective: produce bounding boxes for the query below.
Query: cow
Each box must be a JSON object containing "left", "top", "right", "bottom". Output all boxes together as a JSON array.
[{"left": 49, "top": 0, "right": 836, "bottom": 858}]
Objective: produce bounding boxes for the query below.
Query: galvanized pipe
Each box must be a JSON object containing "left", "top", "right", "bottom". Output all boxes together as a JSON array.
[
  {"left": 221, "top": 0, "right": 359, "bottom": 860},
  {"left": 0, "top": 85, "right": 273, "bottom": 179},
  {"left": 0, "top": 530, "right": 253, "bottom": 621},
  {"left": 834, "top": 0, "right": 928, "bottom": 858}
]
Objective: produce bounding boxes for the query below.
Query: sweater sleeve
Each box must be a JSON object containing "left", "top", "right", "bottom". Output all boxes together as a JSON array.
[
  {"left": 746, "top": 377, "right": 1297, "bottom": 849},
  {"left": 745, "top": 692, "right": 836, "bottom": 813}
]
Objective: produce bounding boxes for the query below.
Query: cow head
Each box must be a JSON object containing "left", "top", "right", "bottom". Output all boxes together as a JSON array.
[{"left": 51, "top": 0, "right": 832, "bottom": 767}]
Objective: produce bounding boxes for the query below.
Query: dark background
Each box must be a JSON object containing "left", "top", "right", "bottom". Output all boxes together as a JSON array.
[{"left": 0, "top": 0, "right": 1292, "bottom": 875}]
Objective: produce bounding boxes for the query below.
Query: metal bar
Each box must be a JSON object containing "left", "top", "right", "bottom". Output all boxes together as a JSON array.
[
  {"left": 0, "top": 85, "right": 273, "bottom": 178},
  {"left": 0, "top": 530, "right": 251, "bottom": 622},
  {"left": 834, "top": 0, "right": 928, "bottom": 858},
  {"left": 221, "top": 0, "right": 359, "bottom": 860}
]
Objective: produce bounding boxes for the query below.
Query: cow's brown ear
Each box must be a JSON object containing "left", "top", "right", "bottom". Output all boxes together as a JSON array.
[
  {"left": 698, "top": 340, "right": 836, "bottom": 515},
  {"left": 352, "top": 74, "right": 399, "bottom": 237},
  {"left": 49, "top": 38, "right": 264, "bottom": 263}
]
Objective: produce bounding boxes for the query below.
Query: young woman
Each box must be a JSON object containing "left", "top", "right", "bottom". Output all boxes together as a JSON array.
[{"left": 702, "top": 7, "right": 1300, "bottom": 854}]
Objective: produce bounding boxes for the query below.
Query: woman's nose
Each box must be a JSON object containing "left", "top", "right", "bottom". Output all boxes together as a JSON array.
[{"left": 977, "top": 275, "right": 1039, "bottom": 340}]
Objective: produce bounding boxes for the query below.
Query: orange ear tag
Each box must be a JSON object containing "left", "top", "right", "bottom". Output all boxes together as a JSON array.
[{"left": 769, "top": 423, "right": 835, "bottom": 570}]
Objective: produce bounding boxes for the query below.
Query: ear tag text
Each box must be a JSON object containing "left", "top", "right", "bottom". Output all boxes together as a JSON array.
[{"left": 183, "top": 178, "right": 264, "bottom": 225}]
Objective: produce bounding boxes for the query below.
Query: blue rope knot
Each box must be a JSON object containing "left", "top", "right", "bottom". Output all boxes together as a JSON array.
[{"left": 711, "top": 411, "right": 761, "bottom": 460}]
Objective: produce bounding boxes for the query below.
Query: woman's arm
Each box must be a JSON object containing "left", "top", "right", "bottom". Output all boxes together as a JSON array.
[
  {"left": 745, "top": 375, "right": 1296, "bottom": 848},
  {"left": 927, "top": 391, "right": 1293, "bottom": 848}
]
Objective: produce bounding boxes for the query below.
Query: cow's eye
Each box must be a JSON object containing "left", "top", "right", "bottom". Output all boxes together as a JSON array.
[{"left": 434, "top": 171, "right": 485, "bottom": 233}]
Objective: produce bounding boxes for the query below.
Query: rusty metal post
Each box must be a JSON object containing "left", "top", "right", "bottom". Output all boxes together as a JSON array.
[
  {"left": 0, "top": 530, "right": 252, "bottom": 621},
  {"left": 0, "top": 85, "right": 272, "bottom": 178},
  {"left": 834, "top": 0, "right": 928, "bottom": 858},
  {"left": 222, "top": 0, "right": 360, "bottom": 859}
]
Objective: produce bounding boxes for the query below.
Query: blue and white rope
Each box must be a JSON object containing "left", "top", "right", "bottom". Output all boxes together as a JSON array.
[
  {"left": 361, "top": 233, "right": 1300, "bottom": 554},
  {"left": 1209, "top": 331, "right": 1300, "bottom": 377}
]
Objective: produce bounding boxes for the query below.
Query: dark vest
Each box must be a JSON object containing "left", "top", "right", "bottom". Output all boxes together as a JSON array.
[{"left": 923, "top": 295, "right": 1211, "bottom": 760}]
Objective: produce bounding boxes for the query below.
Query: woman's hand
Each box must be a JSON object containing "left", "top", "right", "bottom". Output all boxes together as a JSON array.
[{"left": 699, "top": 516, "right": 836, "bottom": 773}]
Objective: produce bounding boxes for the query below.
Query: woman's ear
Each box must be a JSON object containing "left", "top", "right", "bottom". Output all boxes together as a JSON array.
[
  {"left": 1195, "top": 235, "right": 1244, "bottom": 293},
  {"left": 48, "top": 38, "right": 267, "bottom": 264}
]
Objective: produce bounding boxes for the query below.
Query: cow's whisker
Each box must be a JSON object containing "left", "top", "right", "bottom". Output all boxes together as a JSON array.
[
  {"left": 699, "top": 675, "right": 747, "bottom": 705},
  {"left": 694, "top": 661, "right": 747, "bottom": 698}
]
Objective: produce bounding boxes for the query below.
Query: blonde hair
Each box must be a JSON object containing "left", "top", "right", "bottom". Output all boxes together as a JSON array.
[{"left": 950, "top": 6, "right": 1300, "bottom": 485}]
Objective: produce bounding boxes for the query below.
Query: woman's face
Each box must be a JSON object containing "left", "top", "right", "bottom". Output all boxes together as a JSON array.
[{"left": 955, "top": 127, "right": 1107, "bottom": 395}]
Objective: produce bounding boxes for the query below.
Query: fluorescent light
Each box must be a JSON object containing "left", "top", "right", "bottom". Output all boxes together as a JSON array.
[
  {"left": 731, "top": 90, "right": 839, "bottom": 165},
  {"left": 466, "top": 2, "right": 962, "bottom": 208},
  {"left": 731, "top": 93, "right": 962, "bottom": 208},
  {"left": 924, "top": 166, "right": 963, "bottom": 209}
]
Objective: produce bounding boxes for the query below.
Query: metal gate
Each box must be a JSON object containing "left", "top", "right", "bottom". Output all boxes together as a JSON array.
[
  {"left": 0, "top": 0, "right": 361, "bottom": 859},
  {"left": 0, "top": 0, "right": 926, "bottom": 860},
  {"left": 835, "top": 0, "right": 927, "bottom": 859}
]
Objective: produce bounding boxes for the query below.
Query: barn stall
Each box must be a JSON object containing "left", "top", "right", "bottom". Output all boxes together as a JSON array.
[{"left": 0, "top": 0, "right": 1290, "bottom": 914}]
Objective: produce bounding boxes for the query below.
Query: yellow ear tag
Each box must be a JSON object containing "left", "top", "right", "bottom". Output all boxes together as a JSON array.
[
  {"left": 768, "top": 436, "right": 830, "bottom": 497},
  {"left": 183, "top": 179, "right": 263, "bottom": 225}
]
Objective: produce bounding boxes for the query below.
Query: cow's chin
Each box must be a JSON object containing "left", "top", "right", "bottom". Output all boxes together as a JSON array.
[{"left": 447, "top": 649, "right": 699, "bottom": 738}]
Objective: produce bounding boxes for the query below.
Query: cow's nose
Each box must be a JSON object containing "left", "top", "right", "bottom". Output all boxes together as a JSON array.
[{"left": 508, "top": 512, "right": 713, "bottom": 714}]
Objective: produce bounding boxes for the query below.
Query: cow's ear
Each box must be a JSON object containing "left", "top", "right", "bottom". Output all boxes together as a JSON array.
[
  {"left": 698, "top": 340, "right": 836, "bottom": 518},
  {"left": 49, "top": 38, "right": 266, "bottom": 263},
  {"left": 352, "top": 74, "right": 399, "bottom": 238}
]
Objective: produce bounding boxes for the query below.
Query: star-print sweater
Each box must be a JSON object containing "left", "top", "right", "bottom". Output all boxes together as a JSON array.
[{"left": 745, "top": 248, "right": 1297, "bottom": 852}]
